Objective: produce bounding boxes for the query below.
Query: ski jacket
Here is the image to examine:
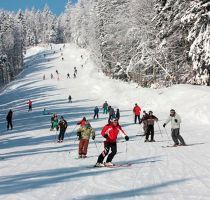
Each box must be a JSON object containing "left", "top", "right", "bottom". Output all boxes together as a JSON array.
[
  {"left": 133, "top": 105, "right": 141, "bottom": 115},
  {"left": 77, "top": 125, "right": 95, "bottom": 140},
  {"left": 58, "top": 120, "right": 68, "bottom": 132},
  {"left": 103, "top": 102, "right": 108, "bottom": 108},
  {"left": 165, "top": 113, "right": 181, "bottom": 129},
  {"left": 27, "top": 100, "right": 32, "bottom": 106},
  {"left": 142, "top": 115, "right": 158, "bottom": 126},
  {"left": 116, "top": 110, "right": 120, "bottom": 119},
  {"left": 94, "top": 107, "right": 99, "bottom": 114},
  {"left": 101, "top": 123, "right": 127, "bottom": 143}
]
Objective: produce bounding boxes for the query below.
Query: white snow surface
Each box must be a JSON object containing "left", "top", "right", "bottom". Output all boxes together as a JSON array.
[{"left": 1, "top": 44, "right": 210, "bottom": 200}]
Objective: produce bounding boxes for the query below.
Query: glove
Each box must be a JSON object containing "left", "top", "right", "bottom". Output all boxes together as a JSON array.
[
  {"left": 92, "top": 136, "right": 95, "bottom": 140},
  {"left": 125, "top": 136, "right": 129, "bottom": 141},
  {"left": 163, "top": 123, "right": 166, "bottom": 128},
  {"left": 174, "top": 119, "right": 178, "bottom": 123},
  {"left": 104, "top": 134, "right": 108, "bottom": 138}
]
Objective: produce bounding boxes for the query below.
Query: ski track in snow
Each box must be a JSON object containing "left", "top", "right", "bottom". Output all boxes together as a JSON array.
[{"left": 0, "top": 43, "right": 210, "bottom": 200}]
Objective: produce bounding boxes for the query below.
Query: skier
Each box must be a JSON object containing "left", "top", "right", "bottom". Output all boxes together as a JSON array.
[
  {"left": 108, "top": 106, "right": 115, "bottom": 123},
  {"left": 93, "top": 106, "right": 99, "bottom": 119},
  {"left": 103, "top": 101, "right": 108, "bottom": 114},
  {"left": 81, "top": 55, "right": 83, "bottom": 59},
  {"left": 116, "top": 108, "right": 120, "bottom": 120},
  {"left": 77, "top": 121, "right": 95, "bottom": 158},
  {"left": 62, "top": 57, "right": 64, "bottom": 61},
  {"left": 142, "top": 111, "right": 158, "bottom": 142},
  {"left": 163, "top": 109, "right": 186, "bottom": 146},
  {"left": 133, "top": 103, "right": 141, "bottom": 124},
  {"left": 27, "top": 100, "right": 32, "bottom": 112},
  {"left": 95, "top": 118, "right": 129, "bottom": 167},
  {"left": 56, "top": 70, "right": 58, "bottom": 75},
  {"left": 67, "top": 73, "right": 70, "bottom": 79},
  {"left": 43, "top": 74, "right": 46, "bottom": 80},
  {"left": 77, "top": 117, "right": 87, "bottom": 127},
  {"left": 6, "top": 109, "right": 13, "bottom": 130},
  {"left": 51, "top": 114, "right": 59, "bottom": 131},
  {"left": 73, "top": 72, "right": 76, "bottom": 78},
  {"left": 51, "top": 73, "right": 54, "bottom": 79},
  {"left": 57, "top": 116, "right": 68, "bottom": 143},
  {"left": 68, "top": 95, "right": 72, "bottom": 103},
  {"left": 140, "top": 111, "right": 149, "bottom": 135}
]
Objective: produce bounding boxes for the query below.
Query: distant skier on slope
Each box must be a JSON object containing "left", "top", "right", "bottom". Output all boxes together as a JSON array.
[
  {"left": 6, "top": 109, "right": 13, "bottom": 130},
  {"left": 116, "top": 108, "right": 120, "bottom": 120},
  {"left": 163, "top": 109, "right": 186, "bottom": 146},
  {"left": 67, "top": 73, "right": 70, "bottom": 79},
  {"left": 57, "top": 116, "right": 68, "bottom": 143},
  {"left": 68, "top": 95, "right": 72, "bottom": 103},
  {"left": 141, "top": 111, "right": 158, "bottom": 142},
  {"left": 93, "top": 106, "right": 99, "bottom": 119},
  {"left": 102, "top": 101, "right": 108, "bottom": 114},
  {"left": 77, "top": 121, "right": 95, "bottom": 158},
  {"left": 140, "top": 111, "right": 149, "bottom": 135},
  {"left": 133, "top": 103, "right": 141, "bottom": 124},
  {"left": 95, "top": 118, "right": 129, "bottom": 167},
  {"left": 27, "top": 100, "right": 32, "bottom": 112},
  {"left": 51, "top": 114, "right": 59, "bottom": 131},
  {"left": 108, "top": 106, "right": 115, "bottom": 123}
]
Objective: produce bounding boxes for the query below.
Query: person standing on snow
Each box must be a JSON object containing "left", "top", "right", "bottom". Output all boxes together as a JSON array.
[
  {"left": 51, "top": 114, "right": 59, "bottom": 131},
  {"left": 68, "top": 95, "right": 72, "bottom": 103},
  {"left": 77, "top": 117, "right": 87, "bottom": 127},
  {"left": 93, "top": 106, "right": 99, "bottom": 119},
  {"left": 77, "top": 121, "right": 95, "bottom": 158},
  {"left": 116, "top": 108, "right": 120, "bottom": 120},
  {"left": 141, "top": 111, "right": 158, "bottom": 142},
  {"left": 133, "top": 103, "right": 141, "bottom": 124},
  {"left": 6, "top": 109, "right": 13, "bottom": 130},
  {"left": 108, "top": 106, "right": 115, "bottom": 123},
  {"left": 163, "top": 109, "right": 186, "bottom": 146},
  {"left": 103, "top": 101, "right": 108, "bottom": 114},
  {"left": 57, "top": 116, "right": 68, "bottom": 143},
  {"left": 140, "top": 111, "right": 149, "bottom": 135},
  {"left": 27, "top": 100, "right": 32, "bottom": 112},
  {"left": 95, "top": 118, "right": 129, "bottom": 167}
]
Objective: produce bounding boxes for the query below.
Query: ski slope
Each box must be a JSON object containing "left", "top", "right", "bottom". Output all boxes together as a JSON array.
[{"left": 0, "top": 43, "right": 210, "bottom": 200}]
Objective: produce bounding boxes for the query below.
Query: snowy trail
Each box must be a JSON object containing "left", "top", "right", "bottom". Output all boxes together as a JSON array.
[{"left": 0, "top": 44, "right": 210, "bottom": 200}]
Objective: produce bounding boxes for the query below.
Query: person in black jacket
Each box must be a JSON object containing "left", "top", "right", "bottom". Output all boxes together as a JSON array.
[
  {"left": 93, "top": 106, "right": 99, "bottom": 119},
  {"left": 116, "top": 108, "right": 120, "bottom": 120},
  {"left": 6, "top": 110, "right": 13, "bottom": 130},
  {"left": 57, "top": 116, "right": 68, "bottom": 143}
]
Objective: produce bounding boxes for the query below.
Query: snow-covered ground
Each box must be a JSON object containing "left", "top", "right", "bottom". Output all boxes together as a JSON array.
[{"left": 0, "top": 44, "right": 210, "bottom": 200}]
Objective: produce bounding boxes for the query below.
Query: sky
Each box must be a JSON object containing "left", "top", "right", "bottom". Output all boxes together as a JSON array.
[{"left": 0, "top": 0, "right": 78, "bottom": 15}]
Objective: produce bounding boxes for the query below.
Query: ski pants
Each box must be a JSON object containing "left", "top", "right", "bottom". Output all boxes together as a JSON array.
[
  {"left": 108, "top": 114, "right": 114, "bottom": 123},
  {"left": 103, "top": 107, "right": 108, "bottom": 114},
  {"left": 79, "top": 139, "right": 89, "bottom": 156},
  {"left": 7, "top": 120, "right": 13, "bottom": 130},
  {"left": 171, "top": 128, "right": 185, "bottom": 145},
  {"left": 146, "top": 125, "right": 154, "bottom": 140},
  {"left": 93, "top": 113, "right": 99, "bottom": 119},
  {"left": 28, "top": 105, "right": 32, "bottom": 111},
  {"left": 134, "top": 115, "right": 141, "bottom": 124},
  {"left": 97, "top": 141, "right": 117, "bottom": 163},
  {"left": 58, "top": 130, "right": 65, "bottom": 141}
]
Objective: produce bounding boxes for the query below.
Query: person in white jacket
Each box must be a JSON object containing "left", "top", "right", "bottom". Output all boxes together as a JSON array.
[{"left": 163, "top": 109, "right": 186, "bottom": 146}]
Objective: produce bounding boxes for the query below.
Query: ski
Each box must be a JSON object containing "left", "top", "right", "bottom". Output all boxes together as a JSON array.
[
  {"left": 93, "top": 163, "right": 132, "bottom": 168},
  {"left": 162, "top": 145, "right": 187, "bottom": 148}
]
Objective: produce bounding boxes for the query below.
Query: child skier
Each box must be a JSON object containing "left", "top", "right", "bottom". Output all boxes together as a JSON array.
[
  {"left": 27, "top": 100, "right": 32, "bottom": 112},
  {"left": 57, "top": 116, "right": 68, "bottom": 143},
  {"left": 142, "top": 111, "right": 158, "bottom": 142},
  {"left": 6, "top": 109, "right": 13, "bottom": 130},
  {"left": 51, "top": 114, "right": 59, "bottom": 131},
  {"left": 95, "top": 118, "right": 129, "bottom": 167},
  {"left": 163, "top": 109, "right": 186, "bottom": 146},
  {"left": 93, "top": 106, "right": 99, "bottom": 119},
  {"left": 77, "top": 121, "right": 95, "bottom": 158}
]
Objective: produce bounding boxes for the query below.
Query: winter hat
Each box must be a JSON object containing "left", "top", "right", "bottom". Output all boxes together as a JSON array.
[
  {"left": 60, "top": 116, "right": 64, "bottom": 119},
  {"left": 170, "top": 109, "right": 175, "bottom": 113}
]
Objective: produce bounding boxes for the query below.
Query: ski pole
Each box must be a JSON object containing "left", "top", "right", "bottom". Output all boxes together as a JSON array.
[
  {"left": 93, "top": 140, "right": 100, "bottom": 154},
  {"left": 54, "top": 130, "right": 58, "bottom": 143},
  {"left": 67, "top": 124, "right": 78, "bottom": 141},
  {"left": 157, "top": 121, "right": 164, "bottom": 139},
  {"left": 125, "top": 142, "right": 128, "bottom": 163}
]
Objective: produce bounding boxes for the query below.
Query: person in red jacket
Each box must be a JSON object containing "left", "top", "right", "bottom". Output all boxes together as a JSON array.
[
  {"left": 95, "top": 118, "right": 129, "bottom": 167},
  {"left": 133, "top": 103, "right": 141, "bottom": 124},
  {"left": 27, "top": 100, "right": 32, "bottom": 112}
]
